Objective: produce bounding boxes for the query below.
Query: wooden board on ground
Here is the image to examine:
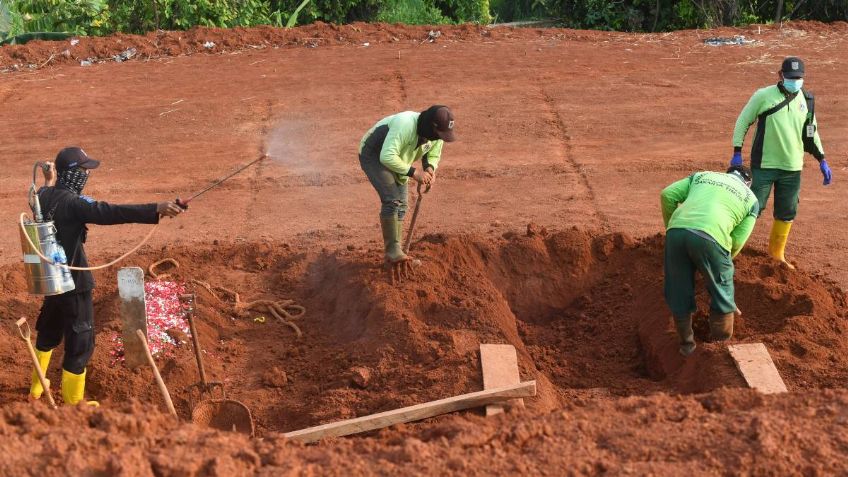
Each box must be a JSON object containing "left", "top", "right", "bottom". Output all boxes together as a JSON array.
[
  {"left": 727, "top": 343, "right": 788, "bottom": 394},
  {"left": 480, "top": 343, "right": 524, "bottom": 416},
  {"left": 118, "top": 267, "right": 147, "bottom": 369},
  {"left": 284, "top": 381, "right": 537, "bottom": 444}
]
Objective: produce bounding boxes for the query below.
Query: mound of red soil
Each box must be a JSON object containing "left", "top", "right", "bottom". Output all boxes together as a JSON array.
[
  {"left": 3, "top": 20, "right": 846, "bottom": 71},
  {"left": 2, "top": 389, "right": 848, "bottom": 475},
  {"left": 0, "top": 22, "right": 586, "bottom": 70},
  {"left": 2, "top": 228, "right": 847, "bottom": 439}
]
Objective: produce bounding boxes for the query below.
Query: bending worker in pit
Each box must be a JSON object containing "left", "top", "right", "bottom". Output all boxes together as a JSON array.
[
  {"left": 731, "top": 56, "right": 829, "bottom": 269},
  {"left": 29, "top": 147, "right": 183, "bottom": 406},
  {"left": 359, "top": 105, "right": 456, "bottom": 280},
  {"left": 660, "top": 165, "right": 759, "bottom": 356}
]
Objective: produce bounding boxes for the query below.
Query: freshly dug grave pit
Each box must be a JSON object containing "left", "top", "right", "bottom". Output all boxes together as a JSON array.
[{"left": 1, "top": 227, "right": 847, "bottom": 437}]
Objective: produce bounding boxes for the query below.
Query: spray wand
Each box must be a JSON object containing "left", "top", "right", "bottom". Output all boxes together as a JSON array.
[
  {"left": 19, "top": 153, "right": 269, "bottom": 279},
  {"left": 176, "top": 154, "right": 267, "bottom": 209}
]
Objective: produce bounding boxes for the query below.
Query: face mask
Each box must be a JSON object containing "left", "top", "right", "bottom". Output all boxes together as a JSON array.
[
  {"left": 782, "top": 78, "right": 803, "bottom": 93},
  {"left": 57, "top": 167, "right": 89, "bottom": 195}
]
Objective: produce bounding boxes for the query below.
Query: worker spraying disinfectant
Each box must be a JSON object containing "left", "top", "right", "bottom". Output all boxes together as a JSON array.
[
  {"left": 20, "top": 147, "right": 183, "bottom": 406},
  {"left": 18, "top": 147, "right": 266, "bottom": 407}
]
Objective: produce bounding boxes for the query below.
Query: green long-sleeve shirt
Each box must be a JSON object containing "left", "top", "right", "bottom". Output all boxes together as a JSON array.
[
  {"left": 733, "top": 84, "right": 824, "bottom": 171},
  {"left": 661, "top": 172, "right": 759, "bottom": 257},
  {"left": 359, "top": 111, "right": 444, "bottom": 184}
]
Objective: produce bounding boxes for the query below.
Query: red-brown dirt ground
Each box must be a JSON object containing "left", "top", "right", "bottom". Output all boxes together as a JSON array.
[{"left": 2, "top": 20, "right": 848, "bottom": 475}]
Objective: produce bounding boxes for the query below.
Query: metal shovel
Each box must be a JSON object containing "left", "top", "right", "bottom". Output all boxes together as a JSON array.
[{"left": 181, "top": 294, "right": 255, "bottom": 437}]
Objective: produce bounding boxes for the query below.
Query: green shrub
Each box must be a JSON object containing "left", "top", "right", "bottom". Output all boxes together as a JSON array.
[
  {"left": 1, "top": 0, "right": 845, "bottom": 40},
  {"left": 0, "top": 1, "right": 17, "bottom": 38},
  {"left": 377, "top": 0, "right": 451, "bottom": 24},
  {"left": 269, "top": 0, "right": 380, "bottom": 24},
  {"left": 109, "top": 0, "right": 273, "bottom": 32},
  {"left": 490, "top": 0, "right": 552, "bottom": 22},
  {"left": 435, "top": 0, "right": 492, "bottom": 23},
  {"left": 10, "top": 0, "right": 110, "bottom": 36}
]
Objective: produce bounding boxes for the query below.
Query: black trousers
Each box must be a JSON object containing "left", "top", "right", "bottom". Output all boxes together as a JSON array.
[{"left": 35, "top": 290, "right": 94, "bottom": 374}]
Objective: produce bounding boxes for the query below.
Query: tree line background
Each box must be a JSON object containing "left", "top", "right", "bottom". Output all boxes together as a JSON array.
[{"left": 0, "top": 0, "right": 845, "bottom": 41}]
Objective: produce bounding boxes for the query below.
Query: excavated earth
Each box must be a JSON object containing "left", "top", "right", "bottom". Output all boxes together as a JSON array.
[
  {"left": 2, "top": 230, "right": 848, "bottom": 474},
  {"left": 2, "top": 20, "right": 848, "bottom": 476}
]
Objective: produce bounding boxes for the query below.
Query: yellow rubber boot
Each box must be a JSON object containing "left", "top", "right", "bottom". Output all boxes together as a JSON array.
[
  {"left": 61, "top": 369, "right": 99, "bottom": 407},
  {"left": 29, "top": 349, "right": 53, "bottom": 399},
  {"left": 768, "top": 219, "right": 795, "bottom": 270}
]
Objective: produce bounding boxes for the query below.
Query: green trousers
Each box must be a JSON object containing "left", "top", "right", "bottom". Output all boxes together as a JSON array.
[
  {"left": 664, "top": 228, "right": 736, "bottom": 316},
  {"left": 752, "top": 167, "right": 801, "bottom": 221}
]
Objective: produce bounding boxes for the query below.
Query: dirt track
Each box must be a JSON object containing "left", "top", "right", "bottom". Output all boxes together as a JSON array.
[{"left": 1, "top": 21, "right": 848, "bottom": 475}]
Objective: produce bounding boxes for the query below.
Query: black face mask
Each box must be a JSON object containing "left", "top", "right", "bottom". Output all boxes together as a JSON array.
[
  {"left": 57, "top": 167, "right": 89, "bottom": 195},
  {"left": 417, "top": 105, "right": 448, "bottom": 141}
]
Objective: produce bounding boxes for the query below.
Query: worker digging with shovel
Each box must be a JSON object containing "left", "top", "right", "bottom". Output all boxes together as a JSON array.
[
  {"left": 359, "top": 105, "right": 456, "bottom": 282},
  {"left": 28, "top": 147, "right": 183, "bottom": 406}
]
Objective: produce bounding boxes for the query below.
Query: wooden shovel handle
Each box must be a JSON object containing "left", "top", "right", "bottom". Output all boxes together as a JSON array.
[{"left": 136, "top": 329, "right": 178, "bottom": 418}]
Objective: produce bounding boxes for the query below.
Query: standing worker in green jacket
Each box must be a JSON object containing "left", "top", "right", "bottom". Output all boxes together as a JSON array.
[
  {"left": 731, "top": 56, "right": 830, "bottom": 269},
  {"left": 661, "top": 166, "right": 759, "bottom": 356},
  {"left": 359, "top": 105, "right": 456, "bottom": 281}
]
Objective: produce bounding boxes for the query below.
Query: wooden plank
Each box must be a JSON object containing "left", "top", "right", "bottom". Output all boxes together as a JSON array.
[
  {"left": 480, "top": 344, "right": 524, "bottom": 416},
  {"left": 284, "top": 381, "right": 537, "bottom": 444},
  {"left": 727, "top": 343, "right": 788, "bottom": 394},
  {"left": 118, "top": 267, "right": 148, "bottom": 369}
]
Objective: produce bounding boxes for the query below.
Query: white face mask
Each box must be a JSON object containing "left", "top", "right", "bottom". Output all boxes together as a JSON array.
[{"left": 783, "top": 78, "right": 804, "bottom": 93}]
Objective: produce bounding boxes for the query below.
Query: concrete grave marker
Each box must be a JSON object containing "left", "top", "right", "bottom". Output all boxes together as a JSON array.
[
  {"left": 727, "top": 343, "right": 788, "bottom": 394},
  {"left": 480, "top": 344, "right": 524, "bottom": 416},
  {"left": 118, "top": 267, "right": 147, "bottom": 369}
]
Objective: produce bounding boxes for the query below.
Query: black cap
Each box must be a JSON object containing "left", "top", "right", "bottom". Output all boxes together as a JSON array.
[
  {"left": 432, "top": 106, "right": 456, "bottom": 142},
  {"left": 781, "top": 57, "right": 805, "bottom": 79},
  {"left": 55, "top": 147, "right": 100, "bottom": 171},
  {"left": 419, "top": 105, "right": 456, "bottom": 143}
]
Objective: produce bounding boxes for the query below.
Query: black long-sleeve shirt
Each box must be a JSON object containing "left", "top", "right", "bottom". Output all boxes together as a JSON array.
[{"left": 38, "top": 185, "right": 159, "bottom": 294}]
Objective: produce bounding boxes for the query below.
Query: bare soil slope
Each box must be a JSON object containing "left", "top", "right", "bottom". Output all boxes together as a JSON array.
[{"left": 2, "top": 20, "right": 848, "bottom": 475}]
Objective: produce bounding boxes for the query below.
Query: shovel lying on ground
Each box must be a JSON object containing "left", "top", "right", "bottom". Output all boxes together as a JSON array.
[
  {"left": 15, "top": 317, "right": 57, "bottom": 409},
  {"left": 181, "top": 294, "right": 255, "bottom": 437}
]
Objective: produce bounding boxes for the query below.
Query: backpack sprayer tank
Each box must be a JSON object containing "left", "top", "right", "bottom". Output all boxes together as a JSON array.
[{"left": 19, "top": 162, "right": 75, "bottom": 295}]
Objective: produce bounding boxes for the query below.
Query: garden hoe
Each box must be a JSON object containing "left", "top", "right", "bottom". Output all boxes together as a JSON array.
[
  {"left": 392, "top": 182, "right": 430, "bottom": 284},
  {"left": 404, "top": 181, "right": 431, "bottom": 255}
]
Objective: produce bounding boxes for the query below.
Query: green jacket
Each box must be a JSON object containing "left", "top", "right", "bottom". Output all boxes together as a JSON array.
[
  {"left": 359, "top": 111, "right": 444, "bottom": 184},
  {"left": 733, "top": 84, "right": 825, "bottom": 171},
  {"left": 661, "top": 171, "right": 759, "bottom": 257}
]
